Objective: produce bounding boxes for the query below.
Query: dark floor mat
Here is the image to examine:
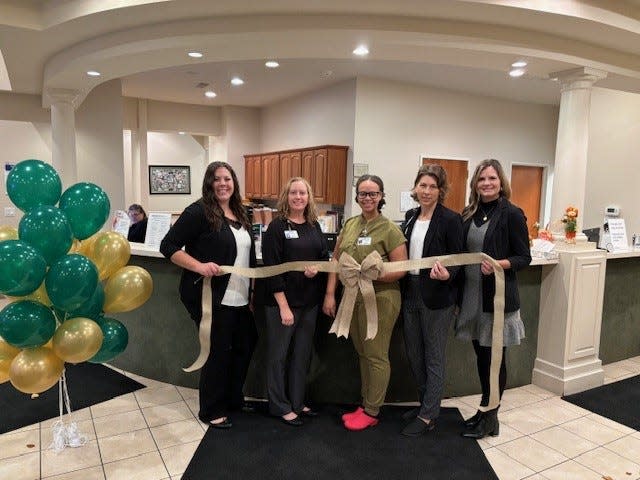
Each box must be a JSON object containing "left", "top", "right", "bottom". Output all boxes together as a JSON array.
[
  {"left": 562, "top": 374, "right": 640, "bottom": 431},
  {"left": 0, "top": 362, "right": 145, "bottom": 434},
  {"left": 182, "top": 404, "right": 497, "bottom": 480}
]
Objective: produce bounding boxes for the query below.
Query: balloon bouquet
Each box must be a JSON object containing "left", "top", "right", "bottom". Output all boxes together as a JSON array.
[{"left": 0, "top": 160, "right": 153, "bottom": 404}]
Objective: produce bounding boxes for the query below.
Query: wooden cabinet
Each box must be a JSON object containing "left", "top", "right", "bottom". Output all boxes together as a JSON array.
[
  {"left": 261, "top": 154, "right": 280, "bottom": 199},
  {"left": 245, "top": 155, "right": 261, "bottom": 198},
  {"left": 244, "top": 145, "right": 348, "bottom": 204},
  {"left": 279, "top": 151, "right": 301, "bottom": 187}
]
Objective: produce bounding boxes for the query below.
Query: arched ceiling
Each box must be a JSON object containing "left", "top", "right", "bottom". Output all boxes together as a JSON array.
[{"left": 2, "top": 0, "right": 640, "bottom": 107}]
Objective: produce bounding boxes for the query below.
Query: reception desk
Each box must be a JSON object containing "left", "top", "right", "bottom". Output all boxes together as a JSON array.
[{"left": 110, "top": 245, "right": 554, "bottom": 403}]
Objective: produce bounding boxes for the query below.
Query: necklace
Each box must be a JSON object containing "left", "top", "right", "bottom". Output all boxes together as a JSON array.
[
  {"left": 360, "top": 214, "right": 378, "bottom": 237},
  {"left": 479, "top": 204, "right": 496, "bottom": 222}
]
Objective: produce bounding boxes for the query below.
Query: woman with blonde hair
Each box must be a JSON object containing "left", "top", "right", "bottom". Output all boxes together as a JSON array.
[
  {"left": 456, "top": 159, "right": 531, "bottom": 439},
  {"left": 261, "top": 177, "right": 329, "bottom": 426}
]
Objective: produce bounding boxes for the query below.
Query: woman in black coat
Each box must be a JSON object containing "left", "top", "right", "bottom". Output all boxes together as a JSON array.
[
  {"left": 160, "top": 161, "right": 257, "bottom": 429},
  {"left": 400, "top": 164, "right": 463, "bottom": 436},
  {"left": 456, "top": 158, "right": 531, "bottom": 439}
]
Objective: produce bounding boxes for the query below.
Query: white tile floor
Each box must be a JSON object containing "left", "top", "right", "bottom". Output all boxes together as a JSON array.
[{"left": 1, "top": 359, "right": 639, "bottom": 480}]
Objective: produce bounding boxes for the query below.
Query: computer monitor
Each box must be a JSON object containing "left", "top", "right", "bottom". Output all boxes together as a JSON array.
[{"left": 582, "top": 227, "right": 600, "bottom": 245}]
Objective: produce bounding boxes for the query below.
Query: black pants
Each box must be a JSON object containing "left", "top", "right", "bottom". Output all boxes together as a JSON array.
[
  {"left": 197, "top": 305, "right": 257, "bottom": 421},
  {"left": 472, "top": 340, "right": 507, "bottom": 407},
  {"left": 265, "top": 304, "right": 317, "bottom": 416}
]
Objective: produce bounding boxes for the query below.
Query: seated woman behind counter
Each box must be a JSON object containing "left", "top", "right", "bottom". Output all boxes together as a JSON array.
[{"left": 127, "top": 204, "right": 148, "bottom": 243}]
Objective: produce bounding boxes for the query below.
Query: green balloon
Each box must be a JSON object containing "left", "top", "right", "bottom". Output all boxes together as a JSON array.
[
  {"left": 6, "top": 159, "right": 62, "bottom": 212},
  {"left": 54, "top": 282, "right": 105, "bottom": 321},
  {"left": 0, "top": 240, "right": 47, "bottom": 296},
  {"left": 46, "top": 254, "right": 99, "bottom": 312},
  {"left": 89, "top": 317, "right": 128, "bottom": 363},
  {"left": 19, "top": 205, "right": 73, "bottom": 265},
  {"left": 59, "top": 183, "right": 110, "bottom": 240},
  {"left": 0, "top": 300, "right": 56, "bottom": 348}
]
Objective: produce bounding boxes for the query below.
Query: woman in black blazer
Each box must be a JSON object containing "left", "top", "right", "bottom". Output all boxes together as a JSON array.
[
  {"left": 400, "top": 164, "right": 463, "bottom": 436},
  {"left": 160, "top": 161, "right": 257, "bottom": 429},
  {"left": 456, "top": 158, "right": 531, "bottom": 439}
]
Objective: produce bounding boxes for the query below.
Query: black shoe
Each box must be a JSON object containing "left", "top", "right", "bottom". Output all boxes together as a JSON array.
[
  {"left": 301, "top": 408, "right": 319, "bottom": 417},
  {"left": 462, "top": 409, "right": 499, "bottom": 439},
  {"left": 401, "top": 408, "right": 420, "bottom": 421},
  {"left": 401, "top": 417, "right": 435, "bottom": 437},
  {"left": 464, "top": 410, "right": 483, "bottom": 429},
  {"left": 281, "top": 416, "right": 304, "bottom": 426},
  {"left": 210, "top": 417, "right": 233, "bottom": 429},
  {"left": 241, "top": 403, "right": 256, "bottom": 414}
]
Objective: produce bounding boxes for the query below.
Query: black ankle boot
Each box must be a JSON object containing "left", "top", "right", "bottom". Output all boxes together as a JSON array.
[
  {"left": 464, "top": 410, "right": 483, "bottom": 429},
  {"left": 462, "top": 408, "right": 499, "bottom": 439}
]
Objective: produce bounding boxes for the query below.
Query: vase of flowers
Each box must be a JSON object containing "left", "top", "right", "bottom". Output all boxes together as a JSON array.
[{"left": 562, "top": 206, "right": 578, "bottom": 243}]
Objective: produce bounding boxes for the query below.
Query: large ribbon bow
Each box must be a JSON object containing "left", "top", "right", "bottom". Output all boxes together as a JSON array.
[{"left": 329, "top": 251, "right": 384, "bottom": 340}]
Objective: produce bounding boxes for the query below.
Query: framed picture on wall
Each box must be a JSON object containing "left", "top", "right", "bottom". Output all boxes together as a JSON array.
[{"left": 149, "top": 165, "right": 191, "bottom": 194}]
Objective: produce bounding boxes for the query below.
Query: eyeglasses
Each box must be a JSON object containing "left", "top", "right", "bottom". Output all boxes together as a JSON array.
[{"left": 357, "top": 191, "right": 382, "bottom": 199}]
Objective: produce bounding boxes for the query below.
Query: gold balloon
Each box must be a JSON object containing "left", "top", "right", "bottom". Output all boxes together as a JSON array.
[
  {"left": 0, "top": 225, "right": 19, "bottom": 242},
  {"left": 0, "top": 337, "right": 21, "bottom": 384},
  {"left": 89, "top": 232, "right": 131, "bottom": 280},
  {"left": 7, "top": 280, "right": 52, "bottom": 306},
  {"left": 52, "top": 317, "right": 103, "bottom": 364},
  {"left": 77, "top": 232, "right": 101, "bottom": 256},
  {"left": 67, "top": 238, "right": 82, "bottom": 254},
  {"left": 9, "top": 346, "right": 64, "bottom": 394},
  {"left": 103, "top": 266, "right": 153, "bottom": 313}
]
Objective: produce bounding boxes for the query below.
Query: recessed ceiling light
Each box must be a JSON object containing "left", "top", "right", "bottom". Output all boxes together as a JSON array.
[
  {"left": 188, "top": 51, "right": 203, "bottom": 58},
  {"left": 178, "top": 131, "right": 185, "bottom": 135},
  {"left": 265, "top": 61, "right": 279, "bottom": 68},
  {"left": 204, "top": 90, "right": 217, "bottom": 98},
  {"left": 86, "top": 70, "right": 101, "bottom": 77},
  {"left": 511, "top": 60, "right": 527, "bottom": 68},
  {"left": 353, "top": 45, "right": 369, "bottom": 56},
  {"left": 509, "top": 68, "right": 525, "bottom": 78},
  {"left": 231, "top": 77, "right": 244, "bottom": 86}
]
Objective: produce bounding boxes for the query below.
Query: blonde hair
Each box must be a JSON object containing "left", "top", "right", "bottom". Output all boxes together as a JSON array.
[
  {"left": 462, "top": 159, "right": 511, "bottom": 221},
  {"left": 276, "top": 177, "right": 318, "bottom": 224}
]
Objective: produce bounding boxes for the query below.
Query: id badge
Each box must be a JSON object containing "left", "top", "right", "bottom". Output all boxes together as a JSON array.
[
  {"left": 357, "top": 236, "right": 372, "bottom": 246},
  {"left": 284, "top": 230, "right": 299, "bottom": 239}
]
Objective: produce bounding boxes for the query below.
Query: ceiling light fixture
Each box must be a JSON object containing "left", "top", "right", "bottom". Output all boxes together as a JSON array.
[
  {"left": 86, "top": 70, "right": 101, "bottom": 77},
  {"left": 188, "top": 51, "right": 203, "bottom": 58},
  {"left": 511, "top": 60, "right": 527, "bottom": 68},
  {"left": 231, "top": 77, "right": 244, "bottom": 86},
  {"left": 204, "top": 90, "right": 217, "bottom": 98},
  {"left": 265, "top": 61, "right": 279, "bottom": 68},
  {"left": 353, "top": 45, "right": 369, "bottom": 56},
  {"left": 178, "top": 131, "right": 185, "bottom": 135},
  {"left": 509, "top": 68, "right": 525, "bottom": 78}
]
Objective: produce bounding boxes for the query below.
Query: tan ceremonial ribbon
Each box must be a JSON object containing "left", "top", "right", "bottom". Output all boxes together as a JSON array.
[{"left": 183, "top": 251, "right": 505, "bottom": 411}]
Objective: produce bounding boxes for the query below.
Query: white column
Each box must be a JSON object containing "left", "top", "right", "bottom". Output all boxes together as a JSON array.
[
  {"left": 46, "top": 88, "right": 80, "bottom": 186},
  {"left": 133, "top": 98, "right": 149, "bottom": 207},
  {"left": 532, "top": 245, "right": 606, "bottom": 394},
  {"left": 549, "top": 67, "right": 607, "bottom": 233}
]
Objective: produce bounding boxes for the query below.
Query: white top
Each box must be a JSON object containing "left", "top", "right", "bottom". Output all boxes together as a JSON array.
[
  {"left": 409, "top": 219, "right": 430, "bottom": 275},
  {"left": 221, "top": 225, "right": 252, "bottom": 306}
]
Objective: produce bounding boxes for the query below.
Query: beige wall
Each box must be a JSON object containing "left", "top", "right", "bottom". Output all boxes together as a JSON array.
[
  {"left": 76, "top": 79, "right": 126, "bottom": 220},
  {"left": 586, "top": 87, "right": 640, "bottom": 237},
  {"left": 352, "top": 77, "right": 559, "bottom": 220}
]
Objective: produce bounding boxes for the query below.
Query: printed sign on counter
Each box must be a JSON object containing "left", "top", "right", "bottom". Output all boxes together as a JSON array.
[
  {"left": 112, "top": 210, "right": 131, "bottom": 238},
  {"left": 144, "top": 212, "right": 172, "bottom": 250},
  {"left": 607, "top": 218, "right": 630, "bottom": 252}
]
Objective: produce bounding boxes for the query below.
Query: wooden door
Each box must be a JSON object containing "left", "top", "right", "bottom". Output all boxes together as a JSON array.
[
  {"left": 421, "top": 157, "right": 468, "bottom": 214},
  {"left": 279, "top": 151, "right": 301, "bottom": 188},
  {"left": 510, "top": 165, "right": 543, "bottom": 237}
]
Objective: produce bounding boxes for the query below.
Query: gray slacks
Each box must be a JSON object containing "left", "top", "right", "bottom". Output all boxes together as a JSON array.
[
  {"left": 402, "top": 276, "right": 455, "bottom": 420},
  {"left": 265, "top": 304, "right": 317, "bottom": 416}
]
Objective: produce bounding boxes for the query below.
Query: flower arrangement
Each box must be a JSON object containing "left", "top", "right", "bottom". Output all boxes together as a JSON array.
[{"left": 562, "top": 206, "right": 578, "bottom": 233}]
